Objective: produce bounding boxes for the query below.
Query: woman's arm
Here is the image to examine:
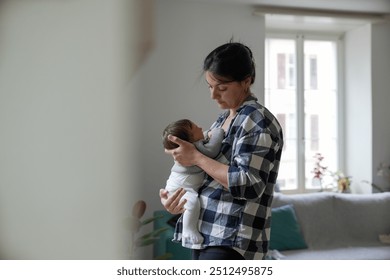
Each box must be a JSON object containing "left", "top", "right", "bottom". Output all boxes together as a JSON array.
[{"left": 166, "top": 135, "right": 229, "bottom": 189}]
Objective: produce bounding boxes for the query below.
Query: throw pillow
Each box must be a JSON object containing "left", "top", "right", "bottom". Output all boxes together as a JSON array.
[
  {"left": 270, "top": 204, "right": 307, "bottom": 251},
  {"left": 379, "top": 234, "right": 390, "bottom": 244}
]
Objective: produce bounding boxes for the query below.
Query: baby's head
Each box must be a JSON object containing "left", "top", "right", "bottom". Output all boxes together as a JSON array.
[{"left": 162, "top": 119, "right": 203, "bottom": 150}]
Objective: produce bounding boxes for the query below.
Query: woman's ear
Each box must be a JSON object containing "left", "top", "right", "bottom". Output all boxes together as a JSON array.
[
  {"left": 245, "top": 76, "right": 252, "bottom": 86},
  {"left": 242, "top": 76, "right": 252, "bottom": 93}
]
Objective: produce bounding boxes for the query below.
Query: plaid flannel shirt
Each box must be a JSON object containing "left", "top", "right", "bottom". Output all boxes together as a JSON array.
[{"left": 173, "top": 96, "right": 283, "bottom": 260}]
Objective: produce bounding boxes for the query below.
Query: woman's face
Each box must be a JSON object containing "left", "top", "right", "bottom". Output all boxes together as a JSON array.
[{"left": 205, "top": 71, "right": 250, "bottom": 110}]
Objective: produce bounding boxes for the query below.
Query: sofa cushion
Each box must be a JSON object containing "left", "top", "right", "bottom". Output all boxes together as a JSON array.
[
  {"left": 270, "top": 204, "right": 307, "bottom": 251},
  {"left": 272, "top": 192, "right": 338, "bottom": 249},
  {"left": 333, "top": 193, "right": 390, "bottom": 245},
  {"left": 272, "top": 192, "right": 390, "bottom": 249}
]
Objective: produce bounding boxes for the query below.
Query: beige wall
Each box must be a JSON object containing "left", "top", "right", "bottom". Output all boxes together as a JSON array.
[{"left": 0, "top": 0, "right": 148, "bottom": 259}]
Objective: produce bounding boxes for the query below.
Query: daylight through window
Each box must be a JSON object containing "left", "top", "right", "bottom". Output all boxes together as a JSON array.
[{"left": 265, "top": 35, "right": 340, "bottom": 192}]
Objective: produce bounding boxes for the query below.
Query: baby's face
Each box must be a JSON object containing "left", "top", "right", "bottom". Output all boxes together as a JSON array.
[{"left": 190, "top": 122, "right": 204, "bottom": 142}]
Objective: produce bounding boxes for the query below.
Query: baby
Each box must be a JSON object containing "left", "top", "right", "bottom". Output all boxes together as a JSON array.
[{"left": 162, "top": 119, "right": 224, "bottom": 249}]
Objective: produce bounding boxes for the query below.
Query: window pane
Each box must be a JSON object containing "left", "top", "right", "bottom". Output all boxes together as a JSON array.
[
  {"left": 304, "top": 40, "right": 338, "bottom": 190},
  {"left": 277, "top": 53, "right": 286, "bottom": 89},
  {"left": 265, "top": 38, "right": 297, "bottom": 190}
]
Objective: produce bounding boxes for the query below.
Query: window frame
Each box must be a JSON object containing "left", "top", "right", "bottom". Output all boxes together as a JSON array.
[{"left": 265, "top": 32, "right": 345, "bottom": 194}]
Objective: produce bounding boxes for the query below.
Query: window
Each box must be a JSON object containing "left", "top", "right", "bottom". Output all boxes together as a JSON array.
[{"left": 265, "top": 35, "right": 341, "bottom": 193}]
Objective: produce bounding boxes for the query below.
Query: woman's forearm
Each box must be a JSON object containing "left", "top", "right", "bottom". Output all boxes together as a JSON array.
[
  {"left": 166, "top": 134, "right": 230, "bottom": 189},
  {"left": 194, "top": 151, "right": 229, "bottom": 189}
]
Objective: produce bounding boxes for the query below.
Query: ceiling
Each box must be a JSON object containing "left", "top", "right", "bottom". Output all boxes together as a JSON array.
[
  {"left": 187, "top": 0, "right": 390, "bottom": 13},
  {"left": 186, "top": 0, "right": 390, "bottom": 34}
]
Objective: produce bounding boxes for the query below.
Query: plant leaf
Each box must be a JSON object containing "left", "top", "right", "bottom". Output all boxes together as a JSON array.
[
  {"left": 132, "top": 200, "right": 147, "bottom": 219},
  {"left": 135, "top": 237, "right": 159, "bottom": 247},
  {"left": 141, "top": 214, "right": 164, "bottom": 226},
  {"left": 138, "top": 227, "right": 169, "bottom": 241},
  {"left": 134, "top": 227, "right": 170, "bottom": 247},
  {"left": 151, "top": 227, "right": 169, "bottom": 237}
]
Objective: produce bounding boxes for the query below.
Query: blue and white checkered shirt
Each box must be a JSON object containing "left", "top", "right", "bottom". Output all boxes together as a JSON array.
[{"left": 173, "top": 96, "right": 283, "bottom": 260}]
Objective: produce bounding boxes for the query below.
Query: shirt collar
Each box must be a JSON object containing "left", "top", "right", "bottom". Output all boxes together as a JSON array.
[
  {"left": 218, "top": 94, "right": 258, "bottom": 123},
  {"left": 236, "top": 94, "right": 258, "bottom": 113}
]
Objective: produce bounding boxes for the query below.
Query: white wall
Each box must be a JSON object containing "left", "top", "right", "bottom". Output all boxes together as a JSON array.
[
  {"left": 344, "top": 21, "right": 390, "bottom": 193},
  {"left": 135, "top": 0, "right": 265, "bottom": 216},
  {"left": 371, "top": 21, "right": 390, "bottom": 191},
  {"left": 0, "top": 0, "right": 143, "bottom": 259},
  {"left": 344, "top": 24, "right": 373, "bottom": 193}
]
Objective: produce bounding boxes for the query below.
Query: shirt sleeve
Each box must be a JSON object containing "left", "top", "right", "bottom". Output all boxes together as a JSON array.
[{"left": 228, "top": 129, "right": 279, "bottom": 201}]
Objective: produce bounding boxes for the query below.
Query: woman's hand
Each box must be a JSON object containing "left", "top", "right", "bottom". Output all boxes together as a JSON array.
[
  {"left": 166, "top": 134, "right": 230, "bottom": 189},
  {"left": 165, "top": 135, "right": 199, "bottom": 166},
  {"left": 159, "top": 188, "right": 186, "bottom": 215}
]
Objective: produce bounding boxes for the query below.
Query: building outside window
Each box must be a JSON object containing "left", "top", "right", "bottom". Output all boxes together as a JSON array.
[{"left": 265, "top": 35, "right": 341, "bottom": 193}]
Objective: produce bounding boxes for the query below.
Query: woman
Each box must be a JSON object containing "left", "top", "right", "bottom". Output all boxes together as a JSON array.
[{"left": 160, "top": 42, "right": 284, "bottom": 260}]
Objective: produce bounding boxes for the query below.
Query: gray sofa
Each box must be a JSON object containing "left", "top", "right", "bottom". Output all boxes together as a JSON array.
[{"left": 269, "top": 192, "right": 390, "bottom": 259}]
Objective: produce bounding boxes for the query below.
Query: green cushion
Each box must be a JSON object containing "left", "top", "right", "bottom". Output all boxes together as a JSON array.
[{"left": 270, "top": 204, "right": 307, "bottom": 251}]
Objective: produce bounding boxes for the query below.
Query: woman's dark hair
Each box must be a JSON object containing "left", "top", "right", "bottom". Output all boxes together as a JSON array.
[
  {"left": 203, "top": 41, "right": 256, "bottom": 84},
  {"left": 162, "top": 119, "right": 193, "bottom": 150}
]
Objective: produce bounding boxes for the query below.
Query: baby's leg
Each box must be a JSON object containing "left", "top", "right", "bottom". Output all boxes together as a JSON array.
[{"left": 181, "top": 191, "right": 203, "bottom": 248}]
